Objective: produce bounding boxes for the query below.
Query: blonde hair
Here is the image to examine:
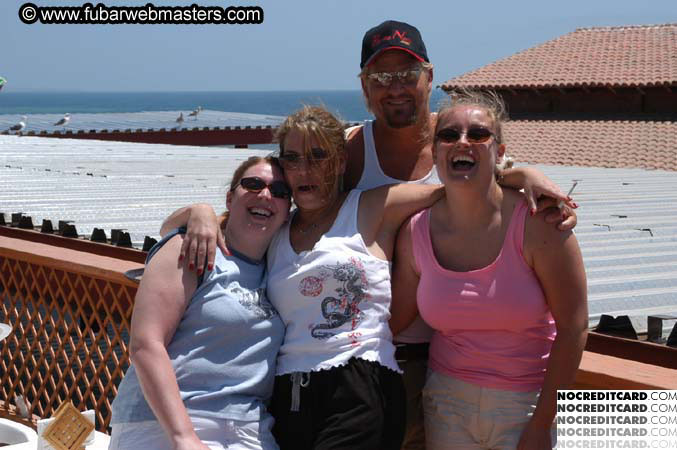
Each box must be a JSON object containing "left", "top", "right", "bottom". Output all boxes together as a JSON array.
[
  {"left": 436, "top": 88, "right": 508, "bottom": 144},
  {"left": 275, "top": 105, "right": 346, "bottom": 196}
]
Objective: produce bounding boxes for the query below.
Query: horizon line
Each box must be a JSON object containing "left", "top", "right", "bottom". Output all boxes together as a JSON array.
[{"left": 0, "top": 88, "right": 368, "bottom": 94}]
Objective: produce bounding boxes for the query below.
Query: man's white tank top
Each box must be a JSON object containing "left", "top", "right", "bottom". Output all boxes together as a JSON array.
[{"left": 350, "top": 120, "right": 436, "bottom": 344}]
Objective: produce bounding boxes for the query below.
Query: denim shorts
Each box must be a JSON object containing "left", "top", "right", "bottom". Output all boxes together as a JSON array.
[
  {"left": 109, "top": 414, "right": 278, "bottom": 450},
  {"left": 422, "top": 371, "right": 556, "bottom": 450}
]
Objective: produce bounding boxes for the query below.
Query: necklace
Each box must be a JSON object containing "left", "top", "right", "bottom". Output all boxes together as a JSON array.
[
  {"left": 292, "top": 193, "right": 343, "bottom": 235},
  {"left": 293, "top": 211, "right": 332, "bottom": 234},
  {"left": 294, "top": 221, "right": 320, "bottom": 234}
]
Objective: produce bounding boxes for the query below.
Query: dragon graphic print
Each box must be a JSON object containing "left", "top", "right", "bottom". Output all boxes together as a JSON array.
[{"left": 297, "top": 257, "right": 371, "bottom": 344}]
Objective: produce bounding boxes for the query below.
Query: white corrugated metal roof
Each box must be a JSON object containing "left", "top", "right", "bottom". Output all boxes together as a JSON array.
[
  {"left": 1, "top": 134, "right": 270, "bottom": 245},
  {"left": 1, "top": 135, "right": 676, "bottom": 334}
]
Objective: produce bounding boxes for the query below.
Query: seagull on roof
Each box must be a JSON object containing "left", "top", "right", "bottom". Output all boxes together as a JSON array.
[
  {"left": 14, "top": 395, "right": 29, "bottom": 419},
  {"left": 188, "top": 106, "right": 202, "bottom": 120},
  {"left": 54, "top": 113, "right": 70, "bottom": 129},
  {"left": 9, "top": 116, "right": 27, "bottom": 134},
  {"left": 176, "top": 112, "right": 184, "bottom": 128}
]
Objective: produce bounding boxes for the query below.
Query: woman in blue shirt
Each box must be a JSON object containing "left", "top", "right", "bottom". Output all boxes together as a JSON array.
[{"left": 110, "top": 156, "right": 291, "bottom": 450}]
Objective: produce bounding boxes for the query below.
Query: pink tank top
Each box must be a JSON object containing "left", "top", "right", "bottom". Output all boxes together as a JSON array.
[{"left": 410, "top": 199, "right": 556, "bottom": 391}]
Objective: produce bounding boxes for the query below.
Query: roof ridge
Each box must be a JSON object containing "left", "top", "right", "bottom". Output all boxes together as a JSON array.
[
  {"left": 574, "top": 23, "right": 677, "bottom": 32},
  {"left": 441, "top": 22, "right": 677, "bottom": 90}
]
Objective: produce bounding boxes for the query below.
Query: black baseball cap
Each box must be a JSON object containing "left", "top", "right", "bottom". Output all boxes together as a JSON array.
[{"left": 360, "top": 20, "right": 429, "bottom": 69}]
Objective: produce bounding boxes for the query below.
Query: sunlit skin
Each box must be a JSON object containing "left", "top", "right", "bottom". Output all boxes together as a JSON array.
[
  {"left": 281, "top": 129, "right": 346, "bottom": 219},
  {"left": 225, "top": 162, "right": 290, "bottom": 258},
  {"left": 361, "top": 51, "right": 432, "bottom": 130},
  {"left": 433, "top": 105, "right": 505, "bottom": 190}
]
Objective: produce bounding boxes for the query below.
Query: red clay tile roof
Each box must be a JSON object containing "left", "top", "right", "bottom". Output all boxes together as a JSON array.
[
  {"left": 504, "top": 119, "right": 677, "bottom": 170},
  {"left": 442, "top": 24, "right": 677, "bottom": 91}
]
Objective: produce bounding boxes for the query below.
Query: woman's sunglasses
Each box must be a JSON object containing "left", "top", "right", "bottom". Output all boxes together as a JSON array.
[
  {"left": 237, "top": 177, "right": 291, "bottom": 199},
  {"left": 436, "top": 127, "right": 494, "bottom": 144}
]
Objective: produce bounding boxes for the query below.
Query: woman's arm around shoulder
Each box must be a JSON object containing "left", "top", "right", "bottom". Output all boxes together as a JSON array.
[
  {"left": 130, "top": 234, "right": 210, "bottom": 449},
  {"left": 389, "top": 216, "right": 422, "bottom": 336},
  {"left": 519, "top": 208, "right": 588, "bottom": 449},
  {"left": 358, "top": 184, "right": 443, "bottom": 258}
]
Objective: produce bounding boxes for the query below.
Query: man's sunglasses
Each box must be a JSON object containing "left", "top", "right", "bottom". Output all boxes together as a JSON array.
[
  {"left": 436, "top": 127, "right": 494, "bottom": 144},
  {"left": 279, "top": 147, "right": 329, "bottom": 169},
  {"left": 367, "top": 67, "right": 422, "bottom": 88},
  {"left": 236, "top": 177, "right": 291, "bottom": 199}
]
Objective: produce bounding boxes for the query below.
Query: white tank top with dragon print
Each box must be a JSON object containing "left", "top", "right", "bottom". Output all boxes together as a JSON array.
[{"left": 266, "top": 189, "right": 400, "bottom": 375}]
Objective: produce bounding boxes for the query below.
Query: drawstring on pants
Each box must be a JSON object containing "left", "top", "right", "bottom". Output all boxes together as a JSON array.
[{"left": 290, "top": 372, "right": 310, "bottom": 412}]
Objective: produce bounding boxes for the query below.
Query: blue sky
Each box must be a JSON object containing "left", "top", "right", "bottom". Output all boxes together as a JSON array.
[{"left": 2, "top": 0, "right": 675, "bottom": 92}]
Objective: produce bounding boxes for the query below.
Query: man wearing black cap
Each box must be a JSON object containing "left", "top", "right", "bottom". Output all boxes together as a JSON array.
[
  {"left": 346, "top": 20, "right": 434, "bottom": 192},
  {"left": 344, "top": 20, "right": 575, "bottom": 450}
]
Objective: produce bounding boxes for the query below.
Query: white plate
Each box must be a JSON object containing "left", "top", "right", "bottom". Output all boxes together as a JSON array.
[{"left": 0, "top": 323, "right": 11, "bottom": 341}]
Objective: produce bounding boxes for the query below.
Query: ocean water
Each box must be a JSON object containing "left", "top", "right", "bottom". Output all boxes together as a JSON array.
[{"left": 0, "top": 90, "right": 448, "bottom": 122}]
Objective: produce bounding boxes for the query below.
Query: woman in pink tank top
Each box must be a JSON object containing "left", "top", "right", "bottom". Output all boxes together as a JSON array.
[{"left": 390, "top": 90, "right": 588, "bottom": 450}]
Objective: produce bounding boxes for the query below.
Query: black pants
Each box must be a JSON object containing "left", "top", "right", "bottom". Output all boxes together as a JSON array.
[{"left": 270, "top": 358, "right": 406, "bottom": 450}]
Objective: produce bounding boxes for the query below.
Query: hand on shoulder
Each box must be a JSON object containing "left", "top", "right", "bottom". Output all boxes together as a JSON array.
[{"left": 523, "top": 194, "right": 574, "bottom": 267}]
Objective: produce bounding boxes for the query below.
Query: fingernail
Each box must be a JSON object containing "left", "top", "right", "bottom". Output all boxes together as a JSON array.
[
  {"left": 562, "top": 213, "right": 566, "bottom": 220},
  {"left": 188, "top": 263, "right": 195, "bottom": 270},
  {"left": 207, "top": 264, "right": 213, "bottom": 271},
  {"left": 179, "top": 254, "right": 184, "bottom": 261},
  {"left": 530, "top": 209, "right": 535, "bottom": 216},
  {"left": 573, "top": 202, "right": 579, "bottom": 208},
  {"left": 197, "top": 268, "right": 203, "bottom": 275}
]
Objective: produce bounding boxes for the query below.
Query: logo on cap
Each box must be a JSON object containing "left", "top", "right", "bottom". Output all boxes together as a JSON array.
[{"left": 372, "top": 30, "right": 412, "bottom": 48}]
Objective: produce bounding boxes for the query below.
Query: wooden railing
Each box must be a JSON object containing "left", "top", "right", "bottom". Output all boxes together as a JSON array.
[{"left": 0, "top": 234, "right": 142, "bottom": 432}]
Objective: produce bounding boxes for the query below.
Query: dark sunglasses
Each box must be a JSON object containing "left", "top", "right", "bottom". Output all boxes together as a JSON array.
[
  {"left": 279, "top": 147, "right": 329, "bottom": 169},
  {"left": 236, "top": 177, "right": 291, "bottom": 199},
  {"left": 436, "top": 127, "right": 494, "bottom": 144}
]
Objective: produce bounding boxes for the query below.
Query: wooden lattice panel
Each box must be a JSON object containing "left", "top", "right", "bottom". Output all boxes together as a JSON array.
[{"left": 0, "top": 250, "right": 138, "bottom": 432}]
